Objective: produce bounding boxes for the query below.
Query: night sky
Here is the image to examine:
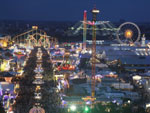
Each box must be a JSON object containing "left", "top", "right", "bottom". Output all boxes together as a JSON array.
[{"left": 0, "top": 0, "right": 150, "bottom": 22}]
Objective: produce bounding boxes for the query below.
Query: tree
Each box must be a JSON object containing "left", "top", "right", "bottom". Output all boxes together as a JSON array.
[{"left": 0, "top": 102, "right": 6, "bottom": 113}]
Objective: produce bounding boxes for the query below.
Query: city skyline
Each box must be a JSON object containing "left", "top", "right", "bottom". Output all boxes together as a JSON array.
[{"left": 0, "top": 0, "right": 150, "bottom": 22}]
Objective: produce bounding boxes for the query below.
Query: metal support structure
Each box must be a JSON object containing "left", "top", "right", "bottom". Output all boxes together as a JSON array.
[{"left": 91, "top": 7, "right": 99, "bottom": 98}]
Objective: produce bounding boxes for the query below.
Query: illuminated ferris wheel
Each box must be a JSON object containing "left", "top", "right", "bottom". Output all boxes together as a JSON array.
[{"left": 116, "top": 22, "right": 141, "bottom": 44}]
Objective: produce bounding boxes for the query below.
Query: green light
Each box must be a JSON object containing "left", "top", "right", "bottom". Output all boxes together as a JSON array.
[{"left": 84, "top": 106, "right": 89, "bottom": 112}]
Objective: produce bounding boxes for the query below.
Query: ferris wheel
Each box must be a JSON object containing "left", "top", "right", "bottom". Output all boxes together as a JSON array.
[{"left": 116, "top": 22, "right": 141, "bottom": 44}]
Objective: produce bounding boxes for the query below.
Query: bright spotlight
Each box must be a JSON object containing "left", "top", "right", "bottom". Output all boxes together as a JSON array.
[
  {"left": 70, "top": 105, "right": 76, "bottom": 111},
  {"left": 84, "top": 106, "right": 89, "bottom": 112}
]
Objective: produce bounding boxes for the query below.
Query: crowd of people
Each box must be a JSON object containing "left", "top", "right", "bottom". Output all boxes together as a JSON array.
[
  {"left": 11, "top": 47, "right": 62, "bottom": 113},
  {"left": 13, "top": 48, "right": 38, "bottom": 113}
]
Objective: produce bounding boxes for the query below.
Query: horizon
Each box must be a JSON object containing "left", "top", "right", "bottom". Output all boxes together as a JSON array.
[{"left": 1, "top": 19, "right": 150, "bottom": 24}]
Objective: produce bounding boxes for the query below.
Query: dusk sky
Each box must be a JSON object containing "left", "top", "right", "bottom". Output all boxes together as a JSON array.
[{"left": 0, "top": 0, "right": 150, "bottom": 22}]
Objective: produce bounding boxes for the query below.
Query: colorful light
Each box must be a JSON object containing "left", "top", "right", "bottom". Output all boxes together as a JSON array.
[{"left": 4, "top": 77, "right": 12, "bottom": 83}]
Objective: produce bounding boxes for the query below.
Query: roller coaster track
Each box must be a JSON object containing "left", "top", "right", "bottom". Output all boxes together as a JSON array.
[{"left": 12, "top": 28, "right": 57, "bottom": 47}]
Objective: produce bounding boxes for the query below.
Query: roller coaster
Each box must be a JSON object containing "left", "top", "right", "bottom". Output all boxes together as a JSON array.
[{"left": 12, "top": 26, "right": 57, "bottom": 48}]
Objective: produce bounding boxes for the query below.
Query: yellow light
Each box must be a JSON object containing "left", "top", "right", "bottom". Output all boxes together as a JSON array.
[
  {"left": 15, "top": 84, "right": 20, "bottom": 89},
  {"left": 36, "top": 85, "right": 41, "bottom": 91},
  {"left": 82, "top": 96, "right": 96, "bottom": 101},
  {"left": 0, "top": 40, "right": 7, "bottom": 47},
  {"left": 0, "top": 60, "right": 9, "bottom": 72},
  {"left": 32, "top": 26, "right": 38, "bottom": 30},
  {"left": 92, "top": 9, "right": 100, "bottom": 13},
  {"left": 125, "top": 29, "right": 133, "bottom": 38},
  {"left": 3, "top": 41, "right": 7, "bottom": 47}
]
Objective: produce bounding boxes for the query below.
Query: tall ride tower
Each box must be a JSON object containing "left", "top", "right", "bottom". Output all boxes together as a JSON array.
[
  {"left": 83, "top": 10, "right": 87, "bottom": 50},
  {"left": 91, "top": 7, "right": 99, "bottom": 97}
]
